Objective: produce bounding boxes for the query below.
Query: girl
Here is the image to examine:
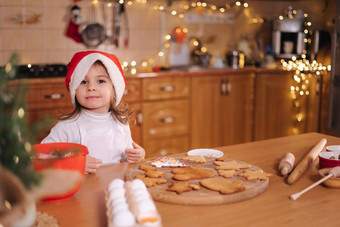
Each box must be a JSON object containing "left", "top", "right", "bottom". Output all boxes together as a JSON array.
[{"left": 41, "top": 51, "right": 145, "bottom": 173}]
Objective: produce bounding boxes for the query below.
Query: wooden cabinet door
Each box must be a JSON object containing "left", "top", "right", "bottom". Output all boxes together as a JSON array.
[
  {"left": 191, "top": 75, "right": 223, "bottom": 148},
  {"left": 191, "top": 74, "right": 254, "bottom": 148},
  {"left": 128, "top": 103, "right": 142, "bottom": 146},
  {"left": 144, "top": 136, "right": 189, "bottom": 158},
  {"left": 254, "top": 72, "right": 321, "bottom": 140},
  {"left": 254, "top": 73, "right": 294, "bottom": 140},
  {"left": 305, "top": 73, "right": 321, "bottom": 132},
  {"left": 220, "top": 74, "right": 254, "bottom": 145}
]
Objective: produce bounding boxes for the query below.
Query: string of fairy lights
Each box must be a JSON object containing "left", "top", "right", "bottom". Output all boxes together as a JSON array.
[
  {"left": 108, "top": 0, "right": 253, "bottom": 73},
  {"left": 281, "top": 59, "right": 331, "bottom": 134},
  {"left": 278, "top": 6, "right": 331, "bottom": 134}
]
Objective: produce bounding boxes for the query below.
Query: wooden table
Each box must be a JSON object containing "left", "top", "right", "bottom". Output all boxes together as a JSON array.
[{"left": 37, "top": 133, "right": 340, "bottom": 227}]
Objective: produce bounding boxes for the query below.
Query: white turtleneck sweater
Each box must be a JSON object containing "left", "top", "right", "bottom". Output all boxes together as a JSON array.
[{"left": 41, "top": 109, "right": 132, "bottom": 164}]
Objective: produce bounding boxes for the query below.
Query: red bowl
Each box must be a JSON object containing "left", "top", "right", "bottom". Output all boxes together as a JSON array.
[
  {"left": 32, "top": 143, "right": 89, "bottom": 202},
  {"left": 319, "top": 151, "right": 340, "bottom": 169},
  {"left": 326, "top": 145, "right": 340, "bottom": 152}
]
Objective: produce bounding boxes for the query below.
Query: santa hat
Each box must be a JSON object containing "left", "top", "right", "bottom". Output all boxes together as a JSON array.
[{"left": 65, "top": 51, "right": 126, "bottom": 106}]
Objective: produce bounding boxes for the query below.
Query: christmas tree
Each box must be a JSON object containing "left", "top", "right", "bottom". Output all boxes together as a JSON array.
[{"left": 0, "top": 53, "right": 50, "bottom": 189}]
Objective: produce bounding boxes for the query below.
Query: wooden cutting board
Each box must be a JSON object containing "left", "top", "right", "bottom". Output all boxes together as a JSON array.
[{"left": 125, "top": 154, "right": 269, "bottom": 205}]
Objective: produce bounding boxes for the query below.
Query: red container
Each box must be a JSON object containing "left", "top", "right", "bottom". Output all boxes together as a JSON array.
[
  {"left": 32, "top": 143, "right": 89, "bottom": 202},
  {"left": 319, "top": 151, "right": 340, "bottom": 169},
  {"left": 326, "top": 145, "right": 340, "bottom": 152}
]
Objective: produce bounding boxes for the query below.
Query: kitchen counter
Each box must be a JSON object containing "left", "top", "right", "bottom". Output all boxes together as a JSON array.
[{"left": 36, "top": 132, "right": 340, "bottom": 227}]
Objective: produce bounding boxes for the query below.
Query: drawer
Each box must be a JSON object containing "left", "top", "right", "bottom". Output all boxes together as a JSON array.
[
  {"left": 25, "top": 83, "right": 73, "bottom": 110},
  {"left": 142, "top": 77, "right": 190, "bottom": 100},
  {"left": 142, "top": 99, "right": 189, "bottom": 139},
  {"left": 144, "top": 136, "right": 189, "bottom": 158},
  {"left": 122, "top": 79, "right": 141, "bottom": 103}
]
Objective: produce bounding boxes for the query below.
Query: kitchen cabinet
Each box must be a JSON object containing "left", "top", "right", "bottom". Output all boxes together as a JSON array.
[
  {"left": 141, "top": 77, "right": 190, "bottom": 157},
  {"left": 12, "top": 68, "right": 324, "bottom": 155},
  {"left": 191, "top": 73, "right": 254, "bottom": 148},
  {"left": 9, "top": 78, "right": 74, "bottom": 142},
  {"left": 254, "top": 71, "right": 321, "bottom": 140},
  {"left": 121, "top": 79, "right": 142, "bottom": 145}
]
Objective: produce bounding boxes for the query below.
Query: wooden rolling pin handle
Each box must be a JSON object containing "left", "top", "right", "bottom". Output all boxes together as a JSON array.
[
  {"left": 287, "top": 138, "right": 327, "bottom": 185},
  {"left": 279, "top": 153, "right": 295, "bottom": 176}
]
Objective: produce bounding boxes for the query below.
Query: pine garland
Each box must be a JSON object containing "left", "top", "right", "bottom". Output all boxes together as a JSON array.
[{"left": 0, "top": 53, "right": 42, "bottom": 189}]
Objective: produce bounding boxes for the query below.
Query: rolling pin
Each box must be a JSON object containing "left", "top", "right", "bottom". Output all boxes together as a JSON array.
[
  {"left": 279, "top": 152, "right": 295, "bottom": 176},
  {"left": 287, "top": 138, "right": 327, "bottom": 185}
]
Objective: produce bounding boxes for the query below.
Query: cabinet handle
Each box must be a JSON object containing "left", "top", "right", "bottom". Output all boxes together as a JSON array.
[
  {"left": 137, "top": 111, "right": 143, "bottom": 126},
  {"left": 44, "top": 93, "right": 64, "bottom": 99},
  {"left": 220, "top": 80, "right": 231, "bottom": 95},
  {"left": 226, "top": 80, "right": 232, "bottom": 95},
  {"left": 221, "top": 79, "right": 226, "bottom": 95},
  {"left": 159, "top": 85, "right": 175, "bottom": 91},
  {"left": 315, "top": 78, "right": 320, "bottom": 96},
  {"left": 160, "top": 116, "right": 175, "bottom": 123}
]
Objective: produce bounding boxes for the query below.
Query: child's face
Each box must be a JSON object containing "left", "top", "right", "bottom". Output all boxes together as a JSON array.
[{"left": 75, "top": 64, "right": 114, "bottom": 114}]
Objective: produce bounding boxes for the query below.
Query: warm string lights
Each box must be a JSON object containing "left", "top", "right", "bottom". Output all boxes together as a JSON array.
[
  {"left": 152, "top": 1, "right": 249, "bottom": 19},
  {"left": 278, "top": 6, "right": 313, "bottom": 59},
  {"left": 281, "top": 58, "right": 331, "bottom": 134},
  {"left": 277, "top": 5, "right": 323, "bottom": 134},
  {"left": 116, "top": 1, "right": 253, "bottom": 74}
]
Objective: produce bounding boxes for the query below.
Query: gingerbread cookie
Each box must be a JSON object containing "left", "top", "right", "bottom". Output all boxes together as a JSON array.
[
  {"left": 238, "top": 170, "right": 272, "bottom": 181},
  {"left": 215, "top": 155, "right": 227, "bottom": 161},
  {"left": 172, "top": 165, "right": 215, "bottom": 181},
  {"left": 214, "top": 161, "right": 251, "bottom": 170},
  {"left": 145, "top": 170, "right": 165, "bottom": 178},
  {"left": 139, "top": 164, "right": 156, "bottom": 171},
  {"left": 200, "top": 178, "right": 246, "bottom": 194},
  {"left": 135, "top": 175, "right": 167, "bottom": 187},
  {"left": 182, "top": 155, "right": 206, "bottom": 163},
  {"left": 168, "top": 182, "right": 201, "bottom": 194},
  {"left": 217, "top": 169, "right": 236, "bottom": 178}
]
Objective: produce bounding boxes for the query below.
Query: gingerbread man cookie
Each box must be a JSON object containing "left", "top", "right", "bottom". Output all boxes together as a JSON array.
[
  {"left": 139, "top": 164, "right": 156, "bottom": 171},
  {"left": 217, "top": 169, "right": 236, "bottom": 178},
  {"left": 238, "top": 170, "right": 272, "bottom": 181},
  {"left": 182, "top": 155, "right": 206, "bottom": 163},
  {"left": 168, "top": 182, "right": 201, "bottom": 194},
  {"left": 135, "top": 175, "right": 167, "bottom": 187},
  {"left": 145, "top": 170, "right": 165, "bottom": 178},
  {"left": 214, "top": 161, "right": 251, "bottom": 170},
  {"left": 200, "top": 178, "right": 246, "bottom": 194},
  {"left": 172, "top": 165, "right": 215, "bottom": 181}
]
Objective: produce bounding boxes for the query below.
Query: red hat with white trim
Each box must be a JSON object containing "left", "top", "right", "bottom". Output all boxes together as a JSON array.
[{"left": 65, "top": 51, "right": 126, "bottom": 106}]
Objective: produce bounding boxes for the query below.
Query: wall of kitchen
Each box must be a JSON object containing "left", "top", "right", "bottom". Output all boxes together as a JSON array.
[{"left": 0, "top": 0, "right": 335, "bottom": 68}]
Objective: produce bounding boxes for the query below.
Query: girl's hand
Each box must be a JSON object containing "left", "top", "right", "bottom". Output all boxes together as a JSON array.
[
  {"left": 125, "top": 142, "right": 145, "bottom": 164},
  {"left": 85, "top": 155, "right": 103, "bottom": 174}
]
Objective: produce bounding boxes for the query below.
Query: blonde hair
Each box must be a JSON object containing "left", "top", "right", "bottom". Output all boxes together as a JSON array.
[{"left": 60, "top": 60, "right": 135, "bottom": 125}]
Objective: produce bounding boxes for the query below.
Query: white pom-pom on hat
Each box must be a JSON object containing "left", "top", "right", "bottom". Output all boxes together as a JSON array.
[{"left": 65, "top": 51, "right": 126, "bottom": 106}]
